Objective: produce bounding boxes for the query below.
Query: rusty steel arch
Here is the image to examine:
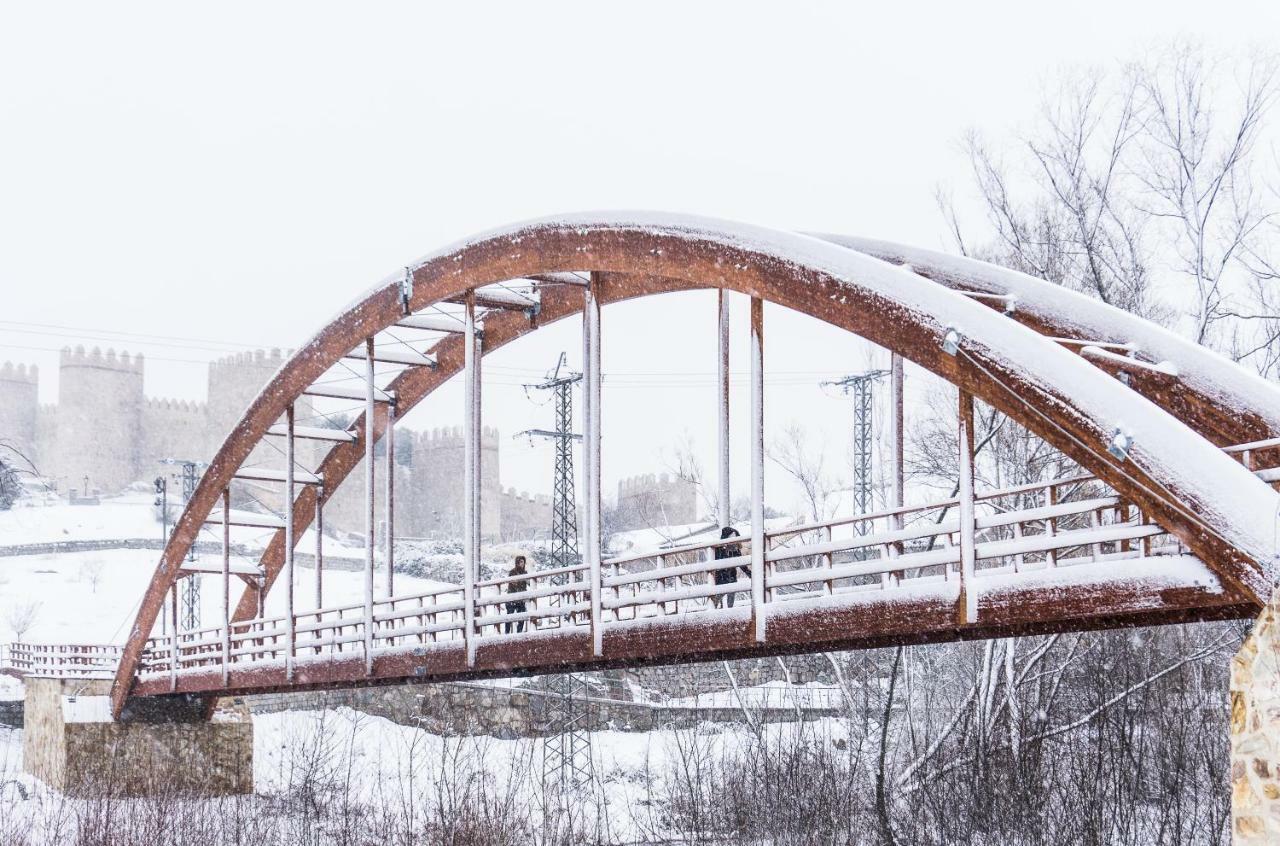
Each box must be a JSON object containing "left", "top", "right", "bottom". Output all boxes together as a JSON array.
[{"left": 110, "top": 213, "right": 1280, "bottom": 714}]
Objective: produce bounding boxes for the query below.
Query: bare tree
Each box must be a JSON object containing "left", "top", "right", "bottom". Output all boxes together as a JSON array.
[
  {"left": 79, "top": 559, "right": 107, "bottom": 593},
  {"left": 943, "top": 43, "right": 1278, "bottom": 358},
  {"left": 945, "top": 69, "right": 1159, "bottom": 318},
  {"left": 768, "top": 422, "right": 843, "bottom": 523},
  {"left": 1133, "top": 44, "right": 1278, "bottom": 346},
  {"left": 6, "top": 600, "right": 40, "bottom": 642}
]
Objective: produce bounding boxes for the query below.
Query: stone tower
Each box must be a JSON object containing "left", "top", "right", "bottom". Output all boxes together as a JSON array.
[
  {"left": 52, "top": 347, "right": 145, "bottom": 494},
  {"left": 615, "top": 472, "right": 698, "bottom": 530},
  {"left": 207, "top": 349, "right": 288, "bottom": 448},
  {"left": 205, "top": 349, "right": 315, "bottom": 494},
  {"left": 0, "top": 361, "right": 39, "bottom": 469},
  {"left": 403, "top": 426, "right": 502, "bottom": 541}
]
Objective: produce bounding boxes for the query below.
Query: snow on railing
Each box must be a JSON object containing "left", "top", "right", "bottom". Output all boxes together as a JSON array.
[
  {"left": 0, "top": 642, "right": 124, "bottom": 679},
  {"left": 125, "top": 438, "right": 1278, "bottom": 685},
  {"left": 131, "top": 464, "right": 1218, "bottom": 682}
]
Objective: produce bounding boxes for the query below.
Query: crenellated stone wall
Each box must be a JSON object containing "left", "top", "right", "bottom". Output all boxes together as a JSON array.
[
  {"left": 499, "top": 486, "right": 553, "bottom": 541},
  {"left": 0, "top": 350, "right": 549, "bottom": 540},
  {"left": 0, "top": 361, "right": 38, "bottom": 464},
  {"left": 616, "top": 471, "right": 699, "bottom": 530}
]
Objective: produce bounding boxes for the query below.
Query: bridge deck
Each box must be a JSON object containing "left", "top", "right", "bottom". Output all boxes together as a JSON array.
[{"left": 129, "top": 554, "right": 1248, "bottom": 698}]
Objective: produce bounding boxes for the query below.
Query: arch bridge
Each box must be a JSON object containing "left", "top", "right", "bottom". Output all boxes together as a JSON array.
[{"left": 82, "top": 213, "right": 1280, "bottom": 719}]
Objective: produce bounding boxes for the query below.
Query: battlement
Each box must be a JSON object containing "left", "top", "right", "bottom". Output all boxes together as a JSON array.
[
  {"left": 415, "top": 425, "right": 501, "bottom": 448},
  {"left": 502, "top": 486, "right": 552, "bottom": 506},
  {"left": 208, "top": 348, "right": 286, "bottom": 373},
  {"left": 59, "top": 345, "right": 144, "bottom": 374},
  {"left": 618, "top": 472, "right": 681, "bottom": 494},
  {"left": 146, "top": 397, "right": 207, "bottom": 414},
  {"left": 0, "top": 361, "right": 38, "bottom": 384}
]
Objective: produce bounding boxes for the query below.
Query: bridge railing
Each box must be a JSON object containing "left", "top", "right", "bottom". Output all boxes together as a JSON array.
[
  {"left": 131, "top": 445, "right": 1279, "bottom": 685},
  {"left": 1, "top": 642, "right": 124, "bottom": 679}
]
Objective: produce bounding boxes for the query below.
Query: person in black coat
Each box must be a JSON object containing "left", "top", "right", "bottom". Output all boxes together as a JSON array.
[
  {"left": 504, "top": 555, "right": 529, "bottom": 634},
  {"left": 711, "top": 526, "right": 748, "bottom": 608}
]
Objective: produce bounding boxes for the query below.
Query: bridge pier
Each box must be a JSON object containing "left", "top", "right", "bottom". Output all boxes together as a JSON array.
[
  {"left": 1232, "top": 589, "right": 1280, "bottom": 842},
  {"left": 23, "top": 677, "right": 252, "bottom": 796}
]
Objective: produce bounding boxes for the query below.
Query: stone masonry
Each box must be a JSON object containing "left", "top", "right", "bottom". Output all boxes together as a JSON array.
[
  {"left": 1232, "top": 585, "right": 1280, "bottom": 842},
  {"left": 247, "top": 678, "right": 838, "bottom": 739},
  {"left": 23, "top": 677, "right": 252, "bottom": 796}
]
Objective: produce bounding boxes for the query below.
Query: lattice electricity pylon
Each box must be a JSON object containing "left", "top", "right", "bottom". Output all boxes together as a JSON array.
[
  {"left": 542, "top": 671, "right": 595, "bottom": 796},
  {"left": 516, "top": 353, "right": 594, "bottom": 795},
  {"left": 824, "top": 371, "right": 888, "bottom": 539},
  {"left": 161, "top": 458, "right": 207, "bottom": 631}
]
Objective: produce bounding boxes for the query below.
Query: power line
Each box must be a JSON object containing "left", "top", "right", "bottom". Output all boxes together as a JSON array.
[{"left": 0, "top": 318, "right": 278, "bottom": 350}]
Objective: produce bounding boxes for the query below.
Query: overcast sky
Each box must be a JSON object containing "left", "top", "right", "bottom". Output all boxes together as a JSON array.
[{"left": 3, "top": 2, "right": 1277, "bottom": 512}]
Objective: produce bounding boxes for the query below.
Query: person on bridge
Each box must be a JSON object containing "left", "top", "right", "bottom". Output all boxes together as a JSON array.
[
  {"left": 504, "top": 555, "right": 530, "bottom": 634},
  {"left": 712, "top": 526, "right": 747, "bottom": 608}
]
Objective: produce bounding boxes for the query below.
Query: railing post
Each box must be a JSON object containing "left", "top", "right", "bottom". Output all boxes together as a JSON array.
[
  {"left": 718, "top": 288, "right": 731, "bottom": 529},
  {"left": 889, "top": 352, "right": 904, "bottom": 584},
  {"left": 463, "top": 292, "right": 479, "bottom": 667},
  {"left": 285, "top": 402, "right": 297, "bottom": 681},
  {"left": 957, "top": 390, "right": 977, "bottom": 624},
  {"left": 315, "top": 492, "right": 324, "bottom": 611},
  {"left": 169, "top": 582, "right": 179, "bottom": 692},
  {"left": 750, "top": 296, "right": 766, "bottom": 643},
  {"left": 363, "top": 339, "right": 376, "bottom": 674},
  {"left": 586, "top": 273, "right": 603, "bottom": 656},
  {"left": 823, "top": 525, "right": 834, "bottom": 595},
  {"left": 385, "top": 400, "right": 396, "bottom": 597},
  {"left": 221, "top": 486, "right": 231, "bottom": 686},
  {"left": 1045, "top": 484, "right": 1058, "bottom": 567}
]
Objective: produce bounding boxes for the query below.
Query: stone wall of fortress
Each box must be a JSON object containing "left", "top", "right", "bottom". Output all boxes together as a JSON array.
[{"left": 0, "top": 348, "right": 550, "bottom": 541}]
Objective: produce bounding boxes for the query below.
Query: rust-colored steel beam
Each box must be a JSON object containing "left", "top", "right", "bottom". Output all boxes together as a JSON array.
[{"left": 112, "top": 215, "right": 1280, "bottom": 716}]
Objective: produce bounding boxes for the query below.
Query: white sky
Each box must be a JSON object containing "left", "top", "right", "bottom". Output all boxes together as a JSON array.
[{"left": 2, "top": 2, "right": 1277, "bottom": 513}]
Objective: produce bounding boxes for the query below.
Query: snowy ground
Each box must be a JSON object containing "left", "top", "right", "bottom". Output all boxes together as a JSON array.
[
  {"left": 0, "top": 492, "right": 453, "bottom": 645},
  {"left": 0, "top": 545, "right": 457, "bottom": 645},
  {"left": 0, "top": 704, "right": 845, "bottom": 843},
  {"left": 0, "top": 490, "right": 366, "bottom": 556}
]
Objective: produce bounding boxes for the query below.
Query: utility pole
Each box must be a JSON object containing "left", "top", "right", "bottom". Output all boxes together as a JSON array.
[
  {"left": 517, "top": 352, "right": 594, "bottom": 802},
  {"left": 160, "top": 458, "right": 207, "bottom": 631}
]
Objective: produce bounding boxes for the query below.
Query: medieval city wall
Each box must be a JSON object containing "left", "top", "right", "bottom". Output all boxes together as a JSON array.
[{"left": 3, "top": 348, "right": 641, "bottom": 543}]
